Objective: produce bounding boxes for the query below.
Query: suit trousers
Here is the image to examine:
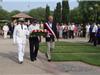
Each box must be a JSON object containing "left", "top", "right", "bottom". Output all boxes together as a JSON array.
[
  {"left": 46, "top": 35, "right": 55, "bottom": 60},
  {"left": 29, "top": 37, "right": 39, "bottom": 61},
  {"left": 46, "top": 42, "right": 55, "bottom": 60}
]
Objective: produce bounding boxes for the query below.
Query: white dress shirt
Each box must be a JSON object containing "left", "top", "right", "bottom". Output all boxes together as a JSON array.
[
  {"left": 71, "top": 24, "right": 75, "bottom": 31},
  {"left": 28, "top": 24, "right": 40, "bottom": 33},
  {"left": 92, "top": 24, "right": 98, "bottom": 33},
  {"left": 86, "top": 25, "right": 90, "bottom": 33},
  {"left": 48, "top": 23, "right": 52, "bottom": 28}
]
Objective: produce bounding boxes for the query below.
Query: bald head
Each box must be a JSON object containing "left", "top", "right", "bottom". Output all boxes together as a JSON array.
[{"left": 48, "top": 16, "right": 53, "bottom": 23}]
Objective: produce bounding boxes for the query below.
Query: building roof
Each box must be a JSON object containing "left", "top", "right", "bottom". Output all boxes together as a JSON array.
[{"left": 12, "top": 13, "right": 33, "bottom": 19}]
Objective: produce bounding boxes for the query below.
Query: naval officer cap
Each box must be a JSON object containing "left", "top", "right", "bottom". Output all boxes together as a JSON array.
[{"left": 18, "top": 18, "right": 25, "bottom": 22}]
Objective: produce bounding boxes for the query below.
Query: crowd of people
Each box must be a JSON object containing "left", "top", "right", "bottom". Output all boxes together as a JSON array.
[
  {"left": 86, "top": 23, "right": 100, "bottom": 46},
  {"left": 56, "top": 23, "right": 88, "bottom": 39},
  {"left": 56, "top": 22, "right": 100, "bottom": 46},
  {"left": 1, "top": 20, "right": 100, "bottom": 46}
]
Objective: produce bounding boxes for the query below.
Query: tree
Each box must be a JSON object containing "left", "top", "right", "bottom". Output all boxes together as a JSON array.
[
  {"left": 28, "top": 7, "right": 45, "bottom": 22},
  {"left": 0, "top": 8, "right": 10, "bottom": 20},
  {"left": 10, "top": 10, "right": 20, "bottom": 17},
  {"left": 69, "top": 8, "right": 82, "bottom": 24},
  {"left": 0, "top": 5, "right": 2, "bottom": 9},
  {"left": 53, "top": 2, "right": 62, "bottom": 23},
  {"left": 62, "top": 0, "right": 69, "bottom": 24},
  {"left": 78, "top": 1, "right": 100, "bottom": 23},
  {"left": 45, "top": 5, "right": 50, "bottom": 21},
  {"left": 53, "top": 9, "right": 57, "bottom": 23}
]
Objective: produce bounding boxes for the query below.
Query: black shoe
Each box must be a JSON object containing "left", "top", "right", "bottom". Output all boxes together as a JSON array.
[
  {"left": 31, "top": 58, "right": 35, "bottom": 61},
  {"left": 48, "top": 59, "right": 51, "bottom": 62},
  {"left": 19, "top": 61, "right": 23, "bottom": 64},
  {"left": 45, "top": 53, "right": 48, "bottom": 58},
  {"left": 30, "top": 58, "right": 34, "bottom": 62},
  {"left": 34, "top": 58, "right": 37, "bottom": 60}
]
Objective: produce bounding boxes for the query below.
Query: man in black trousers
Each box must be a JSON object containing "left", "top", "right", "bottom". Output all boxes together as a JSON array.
[{"left": 28, "top": 20, "right": 40, "bottom": 61}]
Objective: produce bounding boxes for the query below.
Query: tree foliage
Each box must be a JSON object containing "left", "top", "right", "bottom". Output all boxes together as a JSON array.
[
  {"left": 45, "top": 5, "right": 50, "bottom": 21},
  {"left": 62, "top": 0, "right": 69, "bottom": 23},
  {"left": 53, "top": 2, "right": 62, "bottom": 23},
  {"left": 78, "top": 1, "right": 100, "bottom": 23},
  {"left": 28, "top": 7, "right": 45, "bottom": 21},
  {"left": 10, "top": 10, "right": 20, "bottom": 17},
  {"left": 69, "top": 8, "right": 82, "bottom": 24},
  {"left": 0, "top": 7, "right": 10, "bottom": 20}
]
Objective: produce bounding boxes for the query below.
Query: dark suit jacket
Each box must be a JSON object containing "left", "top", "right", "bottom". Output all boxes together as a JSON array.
[{"left": 44, "top": 22, "right": 57, "bottom": 37}]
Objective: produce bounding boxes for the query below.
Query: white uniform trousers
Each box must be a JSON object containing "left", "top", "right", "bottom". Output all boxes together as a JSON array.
[{"left": 17, "top": 43, "right": 25, "bottom": 62}]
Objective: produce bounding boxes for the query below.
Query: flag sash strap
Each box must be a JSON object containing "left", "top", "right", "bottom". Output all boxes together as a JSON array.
[{"left": 45, "top": 23, "right": 56, "bottom": 38}]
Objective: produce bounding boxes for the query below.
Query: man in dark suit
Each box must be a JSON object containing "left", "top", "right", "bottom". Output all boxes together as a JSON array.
[{"left": 44, "top": 16, "right": 57, "bottom": 61}]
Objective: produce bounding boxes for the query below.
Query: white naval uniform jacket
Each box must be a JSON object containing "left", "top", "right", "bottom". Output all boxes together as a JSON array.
[{"left": 13, "top": 24, "right": 29, "bottom": 44}]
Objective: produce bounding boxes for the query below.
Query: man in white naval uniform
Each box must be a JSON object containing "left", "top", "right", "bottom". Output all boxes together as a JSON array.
[{"left": 13, "top": 18, "right": 29, "bottom": 64}]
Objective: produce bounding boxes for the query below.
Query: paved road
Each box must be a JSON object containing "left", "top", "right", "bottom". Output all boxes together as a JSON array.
[{"left": 0, "top": 37, "right": 100, "bottom": 75}]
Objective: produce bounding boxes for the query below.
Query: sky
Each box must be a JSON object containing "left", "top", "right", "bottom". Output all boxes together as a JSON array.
[{"left": 0, "top": 0, "right": 79, "bottom": 12}]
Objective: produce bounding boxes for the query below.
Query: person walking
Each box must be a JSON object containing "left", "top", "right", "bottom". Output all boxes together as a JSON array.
[
  {"left": 13, "top": 18, "right": 29, "bottom": 64},
  {"left": 44, "top": 16, "right": 57, "bottom": 61},
  {"left": 28, "top": 20, "right": 40, "bottom": 61}
]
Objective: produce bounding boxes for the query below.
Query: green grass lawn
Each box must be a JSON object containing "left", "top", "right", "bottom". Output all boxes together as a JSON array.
[{"left": 39, "top": 41, "right": 100, "bottom": 66}]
